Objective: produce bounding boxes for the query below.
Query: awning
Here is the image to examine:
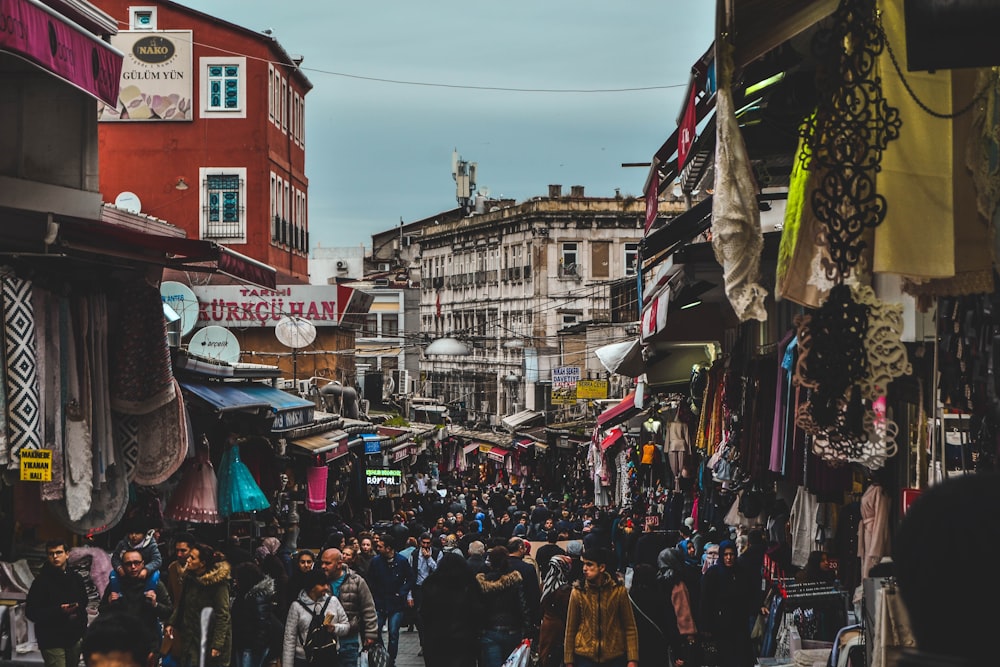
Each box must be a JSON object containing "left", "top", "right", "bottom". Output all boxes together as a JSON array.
[
  {"left": 487, "top": 447, "right": 511, "bottom": 462},
  {"left": 515, "top": 438, "right": 534, "bottom": 449},
  {"left": 1, "top": 0, "right": 124, "bottom": 106},
  {"left": 501, "top": 409, "right": 545, "bottom": 431},
  {"left": 390, "top": 442, "right": 416, "bottom": 462},
  {"left": 597, "top": 391, "right": 641, "bottom": 428},
  {"left": 180, "top": 381, "right": 314, "bottom": 431},
  {"left": 54, "top": 215, "right": 277, "bottom": 289},
  {"left": 600, "top": 427, "right": 624, "bottom": 451},
  {"left": 642, "top": 195, "right": 714, "bottom": 261},
  {"left": 462, "top": 443, "right": 480, "bottom": 455},
  {"left": 290, "top": 430, "right": 349, "bottom": 462},
  {"left": 595, "top": 339, "right": 646, "bottom": 378}
]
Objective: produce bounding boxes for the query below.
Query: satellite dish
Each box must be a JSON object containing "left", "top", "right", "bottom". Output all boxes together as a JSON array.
[
  {"left": 114, "top": 191, "right": 142, "bottom": 214},
  {"left": 159, "top": 281, "right": 198, "bottom": 337},
  {"left": 275, "top": 316, "right": 316, "bottom": 349},
  {"left": 188, "top": 325, "right": 241, "bottom": 364}
]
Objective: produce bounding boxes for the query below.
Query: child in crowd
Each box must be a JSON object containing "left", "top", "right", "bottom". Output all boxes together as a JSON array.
[{"left": 109, "top": 519, "right": 163, "bottom": 594}]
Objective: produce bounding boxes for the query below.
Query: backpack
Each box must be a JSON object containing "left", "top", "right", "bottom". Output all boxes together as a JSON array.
[{"left": 297, "top": 597, "right": 340, "bottom": 665}]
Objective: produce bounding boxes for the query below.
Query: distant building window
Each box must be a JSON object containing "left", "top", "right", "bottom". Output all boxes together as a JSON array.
[
  {"left": 200, "top": 168, "right": 246, "bottom": 241},
  {"left": 129, "top": 7, "right": 156, "bottom": 30},
  {"left": 382, "top": 316, "right": 399, "bottom": 337},
  {"left": 560, "top": 242, "right": 579, "bottom": 277},
  {"left": 625, "top": 242, "right": 640, "bottom": 276},
  {"left": 200, "top": 57, "right": 246, "bottom": 118}
]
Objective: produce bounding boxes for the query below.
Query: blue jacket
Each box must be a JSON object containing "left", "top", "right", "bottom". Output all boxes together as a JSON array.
[{"left": 367, "top": 553, "right": 414, "bottom": 614}]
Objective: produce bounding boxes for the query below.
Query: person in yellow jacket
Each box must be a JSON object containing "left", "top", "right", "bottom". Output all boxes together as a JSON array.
[{"left": 563, "top": 547, "right": 639, "bottom": 667}]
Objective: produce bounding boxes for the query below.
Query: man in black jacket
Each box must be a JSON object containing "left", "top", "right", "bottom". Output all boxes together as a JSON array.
[
  {"left": 98, "top": 549, "right": 173, "bottom": 657},
  {"left": 505, "top": 537, "right": 541, "bottom": 632},
  {"left": 26, "top": 540, "right": 90, "bottom": 667}
]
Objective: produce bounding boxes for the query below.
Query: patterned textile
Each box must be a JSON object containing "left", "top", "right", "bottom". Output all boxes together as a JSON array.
[
  {"left": 38, "top": 290, "right": 65, "bottom": 501},
  {"left": 2, "top": 272, "right": 41, "bottom": 467},
  {"left": 133, "top": 379, "right": 188, "bottom": 486},
  {"left": 114, "top": 413, "right": 139, "bottom": 482},
  {"left": 217, "top": 444, "right": 270, "bottom": 517},
  {"left": 109, "top": 282, "right": 175, "bottom": 415}
]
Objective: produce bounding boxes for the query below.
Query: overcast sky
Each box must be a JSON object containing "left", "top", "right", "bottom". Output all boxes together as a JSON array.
[{"left": 177, "top": 1, "right": 716, "bottom": 250}]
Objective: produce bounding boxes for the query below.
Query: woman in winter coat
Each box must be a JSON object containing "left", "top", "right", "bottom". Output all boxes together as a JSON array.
[
  {"left": 476, "top": 546, "right": 531, "bottom": 667},
  {"left": 165, "top": 543, "right": 233, "bottom": 667},
  {"left": 281, "top": 569, "right": 350, "bottom": 667},
  {"left": 254, "top": 537, "right": 289, "bottom": 612},
  {"left": 231, "top": 562, "right": 280, "bottom": 667},
  {"left": 418, "top": 552, "right": 485, "bottom": 667}
]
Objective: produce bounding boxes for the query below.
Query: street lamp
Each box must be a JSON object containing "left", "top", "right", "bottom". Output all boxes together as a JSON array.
[{"left": 424, "top": 336, "right": 472, "bottom": 357}]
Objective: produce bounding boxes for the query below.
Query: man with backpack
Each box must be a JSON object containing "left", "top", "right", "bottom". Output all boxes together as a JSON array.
[
  {"left": 282, "top": 569, "right": 349, "bottom": 667},
  {"left": 320, "top": 548, "right": 378, "bottom": 667}
]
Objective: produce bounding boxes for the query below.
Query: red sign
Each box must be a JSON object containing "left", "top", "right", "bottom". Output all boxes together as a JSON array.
[
  {"left": 645, "top": 169, "right": 659, "bottom": 234},
  {"left": 677, "top": 85, "right": 698, "bottom": 171}
]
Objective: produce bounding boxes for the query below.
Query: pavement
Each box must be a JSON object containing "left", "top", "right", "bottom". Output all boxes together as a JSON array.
[{"left": 370, "top": 624, "right": 423, "bottom": 667}]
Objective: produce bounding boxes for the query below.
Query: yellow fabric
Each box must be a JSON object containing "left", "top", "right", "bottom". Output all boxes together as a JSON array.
[{"left": 874, "top": 0, "right": 954, "bottom": 278}]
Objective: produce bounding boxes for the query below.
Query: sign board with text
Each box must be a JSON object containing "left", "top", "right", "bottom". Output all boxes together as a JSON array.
[
  {"left": 551, "top": 366, "right": 580, "bottom": 405},
  {"left": 20, "top": 449, "right": 52, "bottom": 482},
  {"left": 576, "top": 380, "right": 609, "bottom": 400}
]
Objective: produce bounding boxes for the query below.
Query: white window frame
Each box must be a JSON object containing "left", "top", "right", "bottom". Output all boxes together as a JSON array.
[
  {"left": 199, "top": 167, "right": 247, "bottom": 243},
  {"left": 625, "top": 242, "right": 640, "bottom": 277},
  {"left": 268, "top": 64, "right": 275, "bottom": 121},
  {"left": 560, "top": 242, "right": 579, "bottom": 277},
  {"left": 200, "top": 57, "right": 246, "bottom": 118},
  {"left": 280, "top": 78, "right": 288, "bottom": 132},
  {"left": 129, "top": 6, "right": 157, "bottom": 30}
]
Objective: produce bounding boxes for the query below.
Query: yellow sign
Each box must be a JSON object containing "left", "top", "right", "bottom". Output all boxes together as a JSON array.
[
  {"left": 20, "top": 449, "right": 52, "bottom": 482},
  {"left": 577, "top": 380, "right": 609, "bottom": 399},
  {"left": 550, "top": 386, "right": 577, "bottom": 405}
]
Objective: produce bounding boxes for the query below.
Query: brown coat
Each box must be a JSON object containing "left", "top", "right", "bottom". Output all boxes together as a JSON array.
[{"left": 563, "top": 572, "right": 639, "bottom": 664}]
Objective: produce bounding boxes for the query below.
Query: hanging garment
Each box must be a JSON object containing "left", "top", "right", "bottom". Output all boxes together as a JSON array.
[
  {"left": 165, "top": 446, "right": 222, "bottom": 524},
  {"left": 110, "top": 281, "right": 176, "bottom": 415},
  {"left": 711, "top": 40, "right": 768, "bottom": 322},
  {"left": 857, "top": 483, "right": 891, "bottom": 578},
  {"left": 37, "top": 289, "right": 65, "bottom": 501},
  {"left": 789, "top": 486, "right": 820, "bottom": 569},
  {"left": 2, "top": 271, "right": 41, "bottom": 467},
  {"left": 218, "top": 444, "right": 271, "bottom": 517},
  {"left": 305, "top": 464, "right": 328, "bottom": 512},
  {"left": 87, "top": 293, "right": 114, "bottom": 481}
]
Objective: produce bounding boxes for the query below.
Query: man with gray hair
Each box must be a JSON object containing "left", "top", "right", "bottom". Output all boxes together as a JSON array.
[{"left": 466, "top": 540, "right": 488, "bottom": 574}]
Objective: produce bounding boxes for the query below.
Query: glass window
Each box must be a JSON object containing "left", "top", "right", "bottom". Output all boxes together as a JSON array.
[
  {"left": 382, "top": 316, "right": 399, "bottom": 337},
  {"left": 207, "top": 64, "right": 240, "bottom": 110},
  {"left": 561, "top": 242, "right": 579, "bottom": 276},
  {"left": 625, "top": 242, "right": 640, "bottom": 276},
  {"left": 205, "top": 174, "right": 242, "bottom": 238}
]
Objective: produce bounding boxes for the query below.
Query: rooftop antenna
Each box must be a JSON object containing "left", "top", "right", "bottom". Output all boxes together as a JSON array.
[{"left": 451, "top": 148, "right": 477, "bottom": 214}]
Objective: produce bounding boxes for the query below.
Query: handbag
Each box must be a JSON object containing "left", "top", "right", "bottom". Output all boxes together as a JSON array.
[{"left": 365, "top": 640, "right": 390, "bottom": 667}]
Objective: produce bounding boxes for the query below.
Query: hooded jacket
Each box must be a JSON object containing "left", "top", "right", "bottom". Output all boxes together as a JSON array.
[
  {"left": 231, "top": 576, "right": 279, "bottom": 653},
  {"left": 98, "top": 571, "right": 173, "bottom": 652},
  {"left": 476, "top": 569, "right": 531, "bottom": 636},
  {"left": 168, "top": 560, "right": 232, "bottom": 667},
  {"left": 111, "top": 530, "right": 163, "bottom": 578},
  {"left": 282, "top": 588, "right": 349, "bottom": 667},
  {"left": 563, "top": 571, "right": 639, "bottom": 664}
]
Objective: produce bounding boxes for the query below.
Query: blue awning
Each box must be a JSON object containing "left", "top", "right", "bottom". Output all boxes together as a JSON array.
[{"left": 180, "top": 381, "right": 315, "bottom": 431}]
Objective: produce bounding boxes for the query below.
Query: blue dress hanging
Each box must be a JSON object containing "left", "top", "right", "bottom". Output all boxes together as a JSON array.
[{"left": 217, "top": 444, "right": 270, "bottom": 517}]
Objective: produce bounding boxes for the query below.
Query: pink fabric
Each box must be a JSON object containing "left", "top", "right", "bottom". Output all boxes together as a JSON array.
[{"left": 305, "top": 465, "right": 328, "bottom": 512}]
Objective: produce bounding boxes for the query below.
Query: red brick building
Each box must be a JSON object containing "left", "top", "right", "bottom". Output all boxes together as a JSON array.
[{"left": 94, "top": 0, "right": 311, "bottom": 284}]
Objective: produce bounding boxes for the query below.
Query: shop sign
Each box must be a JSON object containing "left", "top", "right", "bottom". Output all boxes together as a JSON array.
[
  {"left": 272, "top": 406, "right": 313, "bottom": 432},
  {"left": 363, "top": 434, "right": 382, "bottom": 454},
  {"left": 392, "top": 445, "right": 414, "bottom": 462},
  {"left": 191, "top": 285, "right": 341, "bottom": 328},
  {"left": 19, "top": 449, "right": 51, "bottom": 482},
  {"left": 366, "top": 468, "right": 401, "bottom": 486},
  {"left": 577, "top": 380, "right": 608, "bottom": 400},
  {"left": 551, "top": 366, "right": 580, "bottom": 405},
  {"left": 100, "top": 30, "right": 192, "bottom": 121},
  {"left": 325, "top": 440, "right": 349, "bottom": 463}
]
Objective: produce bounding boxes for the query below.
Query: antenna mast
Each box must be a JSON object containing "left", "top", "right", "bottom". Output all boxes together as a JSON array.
[{"left": 451, "top": 149, "right": 477, "bottom": 214}]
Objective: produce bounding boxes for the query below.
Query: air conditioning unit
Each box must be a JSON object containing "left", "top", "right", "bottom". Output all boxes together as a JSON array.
[
  {"left": 336, "top": 260, "right": 347, "bottom": 271},
  {"left": 296, "top": 379, "right": 311, "bottom": 395},
  {"left": 378, "top": 263, "right": 391, "bottom": 272}
]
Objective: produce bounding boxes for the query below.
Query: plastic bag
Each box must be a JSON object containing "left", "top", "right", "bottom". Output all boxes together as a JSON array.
[
  {"left": 365, "top": 641, "right": 390, "bottom": 667},
  {"left": 502, "top": 639, "right": 532, "bottom": 667}
]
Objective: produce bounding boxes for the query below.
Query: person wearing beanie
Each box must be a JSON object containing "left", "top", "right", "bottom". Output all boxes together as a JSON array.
[{"left": 699, "top": 540, "right": 755, "bottom": 667}]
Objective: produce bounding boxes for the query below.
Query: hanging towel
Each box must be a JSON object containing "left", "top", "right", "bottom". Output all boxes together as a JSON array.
[
  {"left": 305, "top": 465, "right": 328, "bottom": 512},
  {"left": 109, "top": 282, "right": 175, "bottom": 415},
  {"left": 2, "top": 271, "right": 41, "bottom": 468},
  {"left": 711, "top": 40, "right": 768, "bottom": 322}
]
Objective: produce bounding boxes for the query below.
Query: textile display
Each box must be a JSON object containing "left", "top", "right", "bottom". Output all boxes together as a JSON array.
[
  {"left": 86, "top": 293, "right": 114, "bottom": 482},
  {"left": 2, "top": 270, "right": 41, "bottom": 467},
  {"left": 114, "top": 413, "right": 139, "bottom": 482},
  {"left": 110, "top": 281, "right": 176, "bottom": 415},
  {"left": 217, "top": 444, "right": 270, "bottom": 517},
  {"left": 711, "top": 40, "right": 768, "bottom": 322},
  {"left": 133, "top": 379, "right": 189, "bottom": 486},
  {"left": 38, "top": 289, "right": 65, "bottom": 501},
  {"left": 164, "top": 444, "right": 222, "bottom": 524},
  {"left": 305, "top": 464, "right": 328, "bottom": 512}
]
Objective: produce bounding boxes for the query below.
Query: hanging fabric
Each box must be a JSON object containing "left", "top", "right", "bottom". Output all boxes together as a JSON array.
[
  {"left": 305, "top": 463, "right": 329, "bottom": 512},
  {"left": 109, "top": 281, "right": 176, "bottom": 415},
  {"left": 2, "top": 269, "right": 41, "bottom": 467},
  {"left": 165, "top": 439, "right": 222, "bottom": 524},
  {"left": 217, "top": 443, "right": 270, "bottom": 517}
]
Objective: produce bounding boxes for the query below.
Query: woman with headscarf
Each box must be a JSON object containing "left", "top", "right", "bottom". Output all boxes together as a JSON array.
[
  {"left": 677, "top": 538, "right": 705, "bottom": 622},
  {"left": 537, "top": 555, "right": 575, "bottom": 667},
  {"left": 418, "top": 552, "right": 484, "bottom": 667},
  {"left": 699, "top": 540, "right": 755, "bottom": 667},
  {"left": 656, "top": 546, "right": 699, "bottom": 666},
  {"left": 254, "top": 537, "right": 289, "bottom": 613}
]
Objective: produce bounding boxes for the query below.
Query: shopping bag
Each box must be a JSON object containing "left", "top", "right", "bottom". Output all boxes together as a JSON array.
[
  {"left": 502, "top": 639, "right": 532, "bottom": 667},
  {"left": 365, "top": 641, "right": 390, "bottom": 667}
]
